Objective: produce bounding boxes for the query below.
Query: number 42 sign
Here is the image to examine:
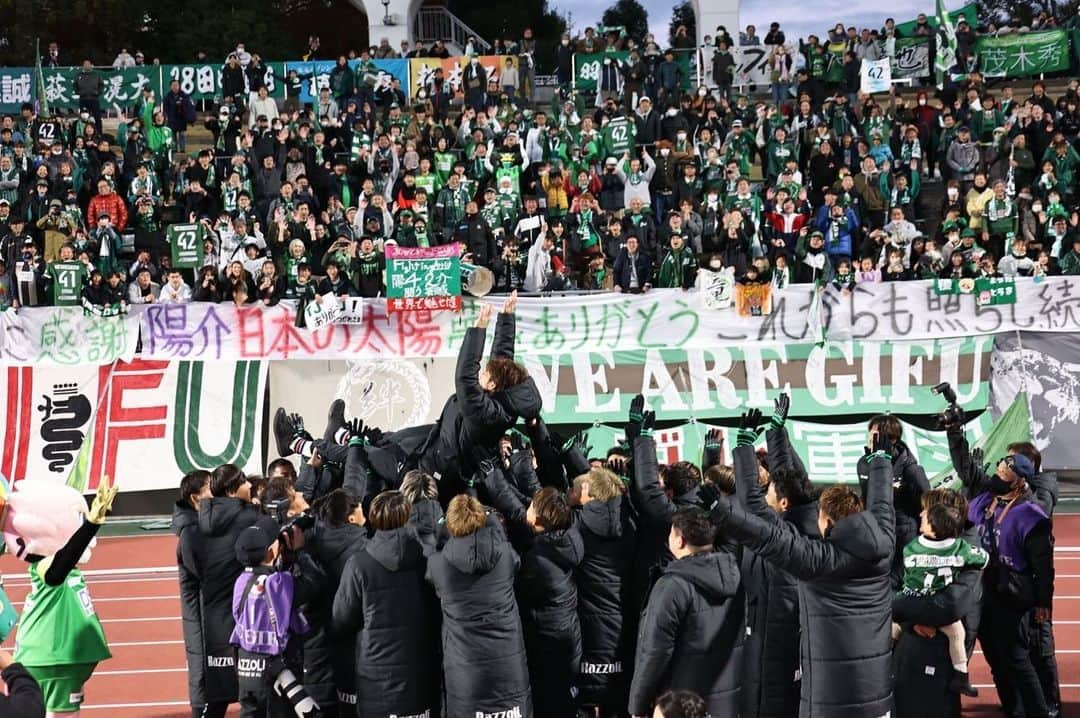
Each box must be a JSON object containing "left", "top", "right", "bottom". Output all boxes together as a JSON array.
[{"left": 860, "top": 58, "right": 892, "bottom": 94}]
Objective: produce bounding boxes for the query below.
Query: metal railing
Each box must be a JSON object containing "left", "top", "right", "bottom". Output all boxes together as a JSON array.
[{"left": 413, "top": 7, "right": 492, "bottom": 53}]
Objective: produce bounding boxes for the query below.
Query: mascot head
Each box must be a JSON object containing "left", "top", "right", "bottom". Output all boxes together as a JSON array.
[{"left": 0, "top": 477, "right": 87, "bottom": 561}]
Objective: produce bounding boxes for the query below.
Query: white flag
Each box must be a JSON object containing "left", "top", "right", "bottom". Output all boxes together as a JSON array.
[{"left": 860, "top": 58, "right": 892, "bottom": 94}]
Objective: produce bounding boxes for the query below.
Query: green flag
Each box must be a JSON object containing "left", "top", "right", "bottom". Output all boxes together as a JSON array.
[
  {"left": 34, "top": 39, "right": 49, "bottom": 116},
  {"left": 975, "top": 30, "right": 1071, "bottom": 78},
  {"left": 932, "top": 393, "right": 1032, "bottom": 489},
  {"left": 935, "top": 0, "right": 959, "bottom": 88},
  {"left": 64, "top": 421, "right": 94, "bottom": 493}
]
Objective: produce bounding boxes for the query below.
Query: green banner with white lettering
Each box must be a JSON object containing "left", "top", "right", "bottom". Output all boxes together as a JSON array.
[
  {"left": 975, "top": 29, "right": 1070, "bottom": 78},
  {"left": 41, "top": 67, "right": 156, "bottom": 109},
  {"left": 573, "top": 51, "right": 695, "bottom": 93}
]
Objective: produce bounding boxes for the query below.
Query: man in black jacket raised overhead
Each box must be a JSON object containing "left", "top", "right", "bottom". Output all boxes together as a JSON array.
[
  {"left": 418, "top": 291, "right": 542, "bottom": 500},
  {"left": 185, "top": 464, "right": 262, "bottom": 718},
  {"left": 629, "top": 506, "right": 745, "bottom": 718},
  {"left": 173, "top": 470, "right": 212, "bottom": 718},
  {"left": 704, "top": 427, "right": 896, "bottom": 718}
]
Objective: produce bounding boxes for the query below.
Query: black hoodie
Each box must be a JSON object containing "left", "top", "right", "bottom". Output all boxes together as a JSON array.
[
  {"left": 427, "top": 519, "right": 532, "bottom": 717},
  {"left": 190, "top": 496, "right": 261, "bottom": 702},
  {"left": 421, "top": 313, "right": 542, "bottom": 493},
  {"left": 573, "top": 496, "right": 637, "bottom": 710},
  {"left": 333, "top": 526, "right": 437, "bottom": 716},
  {"left": 172, "top": 500, "right": 205, "bottom": 714},
  {"left": 629, "top": 550, "right": 745, "bottom": 717},
  {"left": 408, "top": 498, "right": 447, "bottom": 556}
]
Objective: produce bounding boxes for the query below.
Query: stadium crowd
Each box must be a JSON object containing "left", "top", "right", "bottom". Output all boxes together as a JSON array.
[
  {"left": 152, "top": 289, "right": 1061, "bottom": 718},
  {"left": 0, "top": 19, "right": 1079, "bottom": 312}
]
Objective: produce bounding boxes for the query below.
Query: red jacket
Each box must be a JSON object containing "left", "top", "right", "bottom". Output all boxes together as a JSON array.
[{"left": 87, "top": 192, "right": 129, "bottom": 231}]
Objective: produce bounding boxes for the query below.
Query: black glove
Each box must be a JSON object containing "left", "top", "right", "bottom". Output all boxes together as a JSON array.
[
  {"left": 770, "top": 393, "right": 790, "bottom": 429},
  {"left": 699, "top": 481, "right": 723, "bottom": 513},
  {"left": 736, "top": 409, "right": 765, "bottom": 448},
  {"left": 606, "top": 456, "right": 628, "bottom": 478},
  {"left": 704, "top": 429, "right": 723, "bottom": 451},
  {"left": 290, "top": 413, "right": 312, "bottom": 441},
  {"left": 641, "top": 410, "right": 656, "bottom": 438},
  {"left": 971, "top": 446, "right": 990, "bottom": 475},
  {"left": 626, "top": 393, "right": 646, "bottom": 442},
  {"left": 868, "top": 429, "right": 893, "bottom": 462}
]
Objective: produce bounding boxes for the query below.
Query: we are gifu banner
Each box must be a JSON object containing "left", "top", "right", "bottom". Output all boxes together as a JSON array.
[{"left": 0, "top": 359, "right": 266, "bottom": 492}]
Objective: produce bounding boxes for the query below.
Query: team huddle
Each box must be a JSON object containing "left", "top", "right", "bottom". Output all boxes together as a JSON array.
[{"left": 166, "top": 292, "right": 1057, "bottom": 718}]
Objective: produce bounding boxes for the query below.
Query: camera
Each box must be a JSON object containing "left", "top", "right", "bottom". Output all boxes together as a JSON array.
[
  {"left": 931, "top": 381, "right": 964, "bottom": 428},
  {"left": 265, "top": 498, "right": 316, "bottom": 539}
]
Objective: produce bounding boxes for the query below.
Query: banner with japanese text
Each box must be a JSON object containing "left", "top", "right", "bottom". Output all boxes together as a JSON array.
[
  {"left": 385, "top": 243, "right": 462, "bottom": 312},
  {"left": 730, "top": 45, "right": 774, "bottom": 88},
  {"left": 289, "top": 58, "right": 411, "bottom": 106},
  {"left": 0, "top": 359, "right": 267, "bottom": 492},
  {"left": 40, "top": 67, "right": 158, "bottom": 110},
  {"left": 0, "top": 308, "right": 139, "bottom": 365},
  {"left": 890, "top": 37, "right": 932, "bottom": 79},
  {"left": 573, "top": 51, "right": 695, "bottom": 93},
  {"left": 162, "top": 62, "right": 288, "bottom": 102},
  {"left": 409, "top": 56, "right": 519, "bottom": 101},
  {"left": 975, "top": 30, "right": 1070, "bottom": 78}
]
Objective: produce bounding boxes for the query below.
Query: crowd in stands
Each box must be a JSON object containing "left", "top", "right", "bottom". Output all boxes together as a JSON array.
[{"left": 1, "top": 21, "right": 1079, "bottom": 313}]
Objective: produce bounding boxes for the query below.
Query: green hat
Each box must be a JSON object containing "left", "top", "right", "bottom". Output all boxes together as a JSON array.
[
  {"left": 961, "top": 228, "right": 976, "bottom": 238},
  {"left": 810, "top": 230, "right": 824, "bottom": 238},
  {"left": 942, "top": 219, "right": 959, "bottom": 232}
]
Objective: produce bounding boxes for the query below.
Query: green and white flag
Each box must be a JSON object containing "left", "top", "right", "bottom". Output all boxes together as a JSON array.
[
  {"left": 975, "top": 30, "right": 1070, "bottom": 79},
  {"left": 935, "top": 0, "right": 958, "bottom": 88}
]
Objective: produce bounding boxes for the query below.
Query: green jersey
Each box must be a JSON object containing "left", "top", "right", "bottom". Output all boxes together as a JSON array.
[
  {"left": 985, "top": 197, "right": 1017, "bottom": 236},
  {"left": 900, "top": 535, "right": 989, "bottom": 597},
  {"left": 47, "top": 262, "right": 86, "bottom": 307},
  {"left": 167, "top": 222, "right": 209, "bottom": 269},
  {"left": 15, "top": 562, "right": 111, "bottom": 666},
  {"left": 602, "top": 116, "right": 636, "bottom": 157}
]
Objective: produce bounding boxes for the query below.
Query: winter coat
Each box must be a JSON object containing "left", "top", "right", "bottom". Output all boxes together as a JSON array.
[
  {"left": 187, "top": 496, "right": 262, "bottom": 702},
  {"left": 333, "top": 526, "right": 437, "bottom": 717},
  {"left": 732, "top": 442, "right": 819, "bottom": 718},
  {"left": 427, "top": 519, "right": 532, "bottom": 718},
  {"left": 713, "top": 454, "right": 896, "bottom": 718},
  {"left": 628, "top": 550, "right": 745, "bottom": 717},
  {"left": 455, "top": 213, "right": 496, "bottom": 268},
  {"left": 627, "top": 436, "right": 701, "bottom": 614},
  {"left": 421, "top": 314, "right": 542, "bottom": 488},
  {"left": 612, "top": 249, "right": 652, "bottom": 292},
  {"left": 857, "top": 440, "right": 929, "bottom": 589},
  {"left": 409, "top": 499, "right": 446, "bottom": 556},
  {"left": 307, "top": 520, "right": 367, "bottom": 709},
  {"left": 573, "top": 497, "right": 637, "bottom": 708},
  {"left": 172, "top": 501, "right": 205, "bottom": 713},
  {"left": 947, "top": 140, "right": 979, "bottom": 180}
]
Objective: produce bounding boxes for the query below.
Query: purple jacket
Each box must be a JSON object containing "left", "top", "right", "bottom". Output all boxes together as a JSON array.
[
  {"left": 229, "top": 568, "right": 310, "bottom": 655},
  {"left": 969, "top": 492, "right": 1047, "bottom": 573}
]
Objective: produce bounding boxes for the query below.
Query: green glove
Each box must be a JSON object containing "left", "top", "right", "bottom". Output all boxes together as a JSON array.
[{"left": 770, "top": 393, "right": 790, "bottom": 429}]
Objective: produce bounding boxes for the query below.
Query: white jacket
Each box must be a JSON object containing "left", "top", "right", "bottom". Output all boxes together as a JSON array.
[{"left": 524, "top": 242, "right": 552, "bottom": 292}]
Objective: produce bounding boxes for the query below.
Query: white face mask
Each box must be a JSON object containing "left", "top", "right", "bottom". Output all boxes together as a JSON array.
[
  {"left": 562, "top": 39, "right": 569, "bottom": 45},
  {"left": 948, "top": 188, "right": 959, "bottom": 199},
  {"left": 698, "top": 89, "right": 707, "bottom": 97},
  {"left": 918, "top": 98, "right": 926, "bottom": 106},
  {"left": 660, "top": 148, "right": 670, "bottom": 157},
  {"left": 667, "top": 108, "right": 678, "bottom": 117},
  {"left": 677, "top": 133, "right": 687, "bottom": 142}
]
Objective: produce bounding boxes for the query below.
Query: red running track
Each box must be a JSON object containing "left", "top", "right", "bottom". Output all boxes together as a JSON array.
[{"left": 1, "top": 522, "right": 1080, "bottom": 718}]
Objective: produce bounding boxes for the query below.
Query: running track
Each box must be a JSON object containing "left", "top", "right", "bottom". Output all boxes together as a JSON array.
[{"left": 1, "top": 521, "right": 1079, "bottom": 718}]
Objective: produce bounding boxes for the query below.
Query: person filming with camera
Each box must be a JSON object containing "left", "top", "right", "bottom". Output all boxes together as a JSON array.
[
  {"left": 941, "top": 392, "right": 1056, "bottom": 718},
  {"left": 230, "top": 513, "right": 325, "bottom": 718}
]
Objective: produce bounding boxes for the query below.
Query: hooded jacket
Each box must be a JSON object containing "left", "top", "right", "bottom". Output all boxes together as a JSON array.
[
  {"left": 713, "top": 454, "right": 895, "bottom": 718},
  {"left": 189, "top": 496, "right": 262, "bottom": 702},
  {"left": 573, "top": 496, "right": 637, "bottom": 709},
  {"left": 173, "top": 500, "right": 205, "bottom": 713},
  {"left": 857, "top": 440, "right": 929, "bottom": 588},
  {"left": 422, "top": 313, "right": 542, "bottom": 489},
  {"left": 408, "top": 499, "right": 447, "bottom": 556},
  {"left": 628, "top": 550, "right": 745, "bottom": 717},
  {"left": 731, "top": 443, "right": 820, "bottom": 718},
  {"left": 427, "top": 519, "right": 532, "bottom": 717},
  {"left": 307, "top": 520, "right": 367, "bottom": 708},
  {"left": 333, "top": 526, "right": 437, "bottom": 717}
]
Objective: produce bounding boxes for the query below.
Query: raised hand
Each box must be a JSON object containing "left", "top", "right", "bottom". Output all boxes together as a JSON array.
[
  {"left": 626, "top": 394, "right": 646, "bottom": 441},
  {"left": 870, "top": 428, "right": 893, "bottom": 461},
  {"left": 88, "top": 475, "right": 119, "bottom": 525},
  {"left": 736, "top": 408, "right": 765, "bottom": 447},
  {"left": 606, "top": 456, "right": 627, "bottom": 478},
  {"left": 771, "top": 393, "right": 790, "bottom": 429},
  {"left": 698, "top": 480, "right": 723, "bottom": 513},
  {"left": 502, "top": 290, "right": 518, "bottom": 314},
  {"left": 704, "top": 428, "right": 723, "bottom": 451},
  {"left": 476, "top": 303, "right": 493, "bottom": 329}
]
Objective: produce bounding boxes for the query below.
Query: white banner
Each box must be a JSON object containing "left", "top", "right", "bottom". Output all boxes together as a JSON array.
[
  {"left": 0, "top": 307, "right": 139, "bottom": 365},
  {"left": 304, "top": 294, "right": 344, "bottom": 330},
  {"left": 0, "top": 360, "right": 267, "bottom": 491},
  {"left": 861, "top": 57, "right": 893, "bottom": 94},
  {"left": 0, "top": 278, "right": 1077, "bottom": 365},
  {"left": 730, "top": 45, "right": 775, "bottom": 87}
]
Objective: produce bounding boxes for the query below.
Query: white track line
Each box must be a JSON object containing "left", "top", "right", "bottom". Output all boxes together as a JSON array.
[
  {"left": 94, "top": 668, "right": 186, "bottom": 675},
  {"left": 82, "top": 701, "right": 189, "bottom": 710},
  {"left": 12, "top": 595, "right": 178, "bottom": 607},
  {"left": 100, "top": 616, "right": 180, "bottom": 623},
  {"left": 106, "top": 640, "right": 184, "bottom": 648}
]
